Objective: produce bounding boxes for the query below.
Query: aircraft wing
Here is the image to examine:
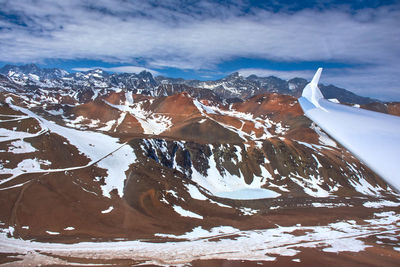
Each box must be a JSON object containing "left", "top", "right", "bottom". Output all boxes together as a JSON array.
[{"left": 299, "top": 68, "right": 400, "bottom": 192}]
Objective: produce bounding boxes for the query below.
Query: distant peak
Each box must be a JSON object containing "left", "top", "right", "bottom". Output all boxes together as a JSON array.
[
  {"left": 24, "top": 63, "right": 39, "bottom": 68},
  {"left": 225, "top": 72, "right": 241, "bottom": 79},
  {"left": 20, "top": 63, "right": 41, "bottom": 72},
  {"left": 0, "top": 63, "right": 39, "bottom": 71},
  {"left": 139, "top": 70, "right": 151, "bottom": 75},
  {"left": 138, "top": 70, "right": 154, "bottom": 79},
  {"left": 229, "top": 72, "right": 239, "bottom": 77}
]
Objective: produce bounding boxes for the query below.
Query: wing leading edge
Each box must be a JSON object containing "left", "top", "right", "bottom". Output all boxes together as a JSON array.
[{"left": 299, "top": 68, "right": 400, "bottom": 192}]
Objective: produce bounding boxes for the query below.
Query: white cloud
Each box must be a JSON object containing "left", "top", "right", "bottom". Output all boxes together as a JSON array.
[
  {"left": 1, "top": 1, "right": 400, "bottom": 100},
  {"left": 2, "top": 1, "right": 398, "bottom": 67}
]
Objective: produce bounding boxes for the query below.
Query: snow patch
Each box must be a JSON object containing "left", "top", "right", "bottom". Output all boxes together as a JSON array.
[
  {"left": 185, "top": 184, "right": 208, "bottom": 201},
  {"left": 45, "top": 231, "right": 60, "bottom": 235},
  {"left": 1, "top": 211, "right": 399, "bottom": 265},
  {"left": 363, "top": 200, "right": 400, "bottom": 208},
  {"left": 239, "top": 207, "right": 259, "bottom": 216},
  {"left": 190, "top": 146, "right": 280, "bottom": 200},
  {"left": 173, "top": 205, "right": 203, "bottom": 219},
  {"left": 311, "top": 123, "right": 337, "bottom": 147},
  {"left": 8, "top": 140, "right": 36, "bottom": 154},
  {"left": 104, "top": 101, "right": 172, "bottom": 135},
  {"left": 101, "top": 206, "right": 114, "bottom": 214}
]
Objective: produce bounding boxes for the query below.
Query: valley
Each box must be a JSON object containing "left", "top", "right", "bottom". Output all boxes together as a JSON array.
[{"left": 0, "top": 66, "right": 399, "bottom": 266}]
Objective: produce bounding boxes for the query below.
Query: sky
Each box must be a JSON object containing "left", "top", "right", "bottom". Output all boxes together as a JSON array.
[{"left": 0, "top": 0, "right": 399, "bottom": 101}]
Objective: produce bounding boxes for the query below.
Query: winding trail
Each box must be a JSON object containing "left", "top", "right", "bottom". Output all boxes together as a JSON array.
[
  {"left": 0, "top": 142, "right": 128, "bottom": 189},
  {"left": 1, "top": 98, "right": 136, "bottom": 198}
]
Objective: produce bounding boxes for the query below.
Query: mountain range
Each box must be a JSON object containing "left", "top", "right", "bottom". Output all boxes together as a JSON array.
[
  {"left": 0, "top": 64, "right": 378, "bottom": 105},
  {"left": 0, "top": 63, "right": 399, "bottom": 265}
]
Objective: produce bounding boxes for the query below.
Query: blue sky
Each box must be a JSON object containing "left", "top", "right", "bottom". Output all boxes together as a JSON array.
[{"left": 0, "top": 0, "right": 399, "bottom": 100}]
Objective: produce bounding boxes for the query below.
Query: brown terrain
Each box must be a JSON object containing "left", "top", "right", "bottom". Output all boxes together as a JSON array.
[
  {"left": 361, "top": 101, "right": 400, "bottom": 116},
  {"left": 0, "top": 85, "right": 399, "bottom": 266}
]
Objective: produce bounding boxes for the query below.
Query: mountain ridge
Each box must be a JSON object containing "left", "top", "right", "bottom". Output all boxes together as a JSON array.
[{"left": 0, "top": 64, "right": 378, "bottom": 105}]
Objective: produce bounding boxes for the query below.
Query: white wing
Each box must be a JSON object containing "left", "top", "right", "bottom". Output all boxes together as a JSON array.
[{"left": 299, "top": 68, "right": 400, "bottom": 191}]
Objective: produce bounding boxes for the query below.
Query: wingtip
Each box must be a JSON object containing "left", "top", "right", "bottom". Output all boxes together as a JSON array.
[
  {"left": 311, "top": 67, "right": 323, "bottom": 85},
  {"left": 300, "top": 68, "right": 325, "bottom": 108}
]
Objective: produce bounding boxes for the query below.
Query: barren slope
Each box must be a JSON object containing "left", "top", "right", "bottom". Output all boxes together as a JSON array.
[{"left": 0, "top": 87, "right": 399, "bottom": 266}]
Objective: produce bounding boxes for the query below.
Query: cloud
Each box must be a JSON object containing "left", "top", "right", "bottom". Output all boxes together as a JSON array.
[
  {"left": 2, "top": 1, "right": 398, "bottom": 67},
  {"left": 0, "top": 0, "right": 399, "bottom": 100},
  {"left": 72, "top": 66, "right": 159, "bottom": 75}
]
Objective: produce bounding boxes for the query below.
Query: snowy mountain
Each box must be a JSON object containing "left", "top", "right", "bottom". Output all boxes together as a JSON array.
[
  {"left": 0, "top": 64, "right": 399, "bottom": 265},
  {"left": 0, "top": 64, "right": 378, "bottom": 104},
  {"left": 156, "top": 70, "right": 378, "bottom": 104},
  {"left": 0, "top": 64, "right": 69, "bottom": 87}
]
